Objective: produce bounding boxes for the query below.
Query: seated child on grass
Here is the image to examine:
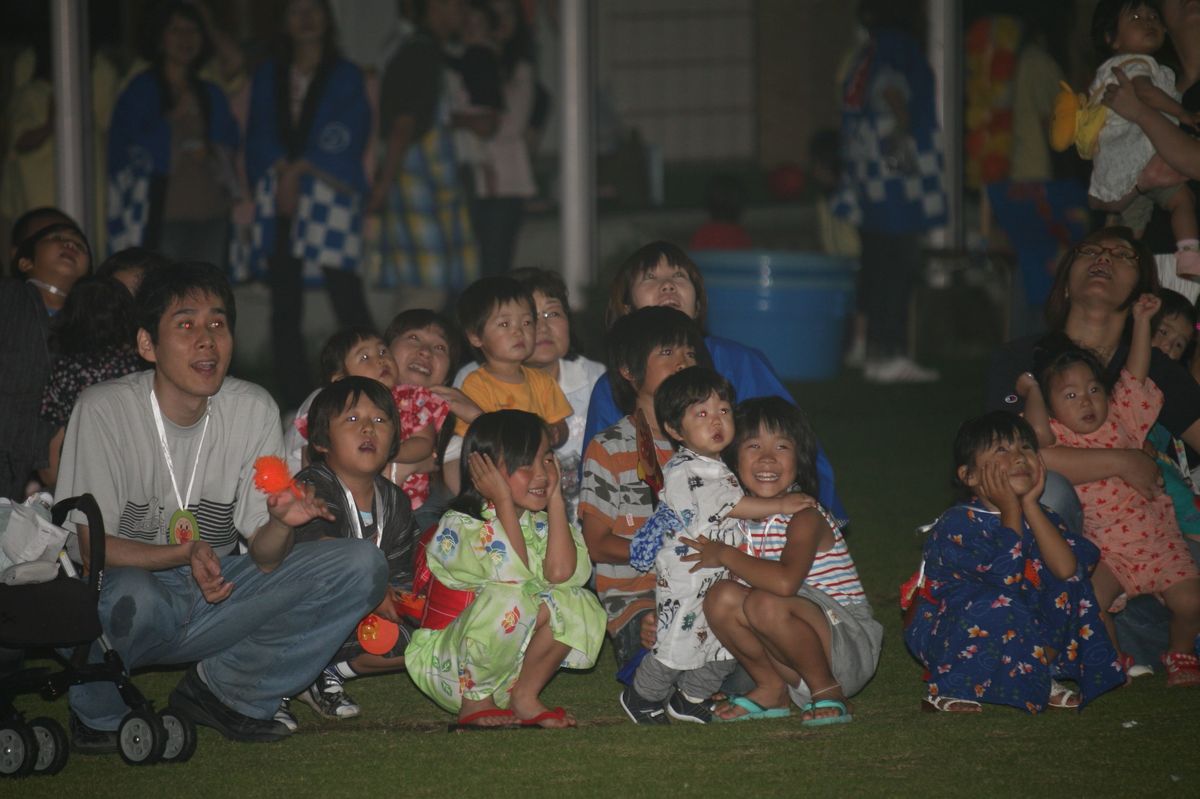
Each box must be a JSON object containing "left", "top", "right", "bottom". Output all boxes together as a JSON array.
[
  {"left": 696, "top": 397, "right": 882, "bottom": 725},
  {"left": 619, "top": 368, "right": 814, "bottom": 725},
  {"left": 1017, "top": 293, "right": 1200, "bottom": 686},
  {"left": 288, "top": 326, "right": 449, "bottom": 511},
  {"left": 579, "top": 307, "right": 708, "bottom": 678},
  {"left": 905, "top": 412, "right": 1124, "bottom": 713},
  {"left": 282, "top": 377, "right": 421, "bottom": 728},
  {"left": 1114, "top": 289, "right": 1200, "bottom": 674},
  {"left": 405, "top": 410, "right": 605, "bottom": 729}
]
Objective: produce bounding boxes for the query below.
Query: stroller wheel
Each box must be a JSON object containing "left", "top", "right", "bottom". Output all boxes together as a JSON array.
[
  {"left": 29, "top": 717, "right": 68, "bottom": 776},
  {"left": 158, "top": 709, "right": 197, "bottom": 764},
  {"left": 117, "top": 711, "right": 165, "bottom": 766},
  {"left": 0, "top": 721, "right": 37, "bottom": 778}
]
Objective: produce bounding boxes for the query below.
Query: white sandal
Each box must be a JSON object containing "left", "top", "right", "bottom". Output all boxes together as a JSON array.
[
  {"left": 1047, "top": 680, "right": 1080, "bottom": 709},
  {"left": 921, "top": 694, "right": 982, "bottom": 713}
]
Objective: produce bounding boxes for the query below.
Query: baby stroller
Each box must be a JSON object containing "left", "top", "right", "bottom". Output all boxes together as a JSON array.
[{"left": 0, "top": 494, "right": 197, "bottom": 777}]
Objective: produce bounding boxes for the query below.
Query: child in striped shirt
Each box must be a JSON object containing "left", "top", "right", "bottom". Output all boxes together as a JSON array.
[{"left": 683, "top": 397, "right": 882, "bottom": 725}]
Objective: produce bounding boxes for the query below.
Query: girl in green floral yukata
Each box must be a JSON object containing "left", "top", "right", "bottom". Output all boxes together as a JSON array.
[{"left": 405, "top": 410, "right": 606, "bottom": 729}]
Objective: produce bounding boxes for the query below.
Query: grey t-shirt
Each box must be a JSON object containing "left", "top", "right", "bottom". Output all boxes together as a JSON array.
[{"left": 56, "top": 370, "right": 282, "bottom": 556}]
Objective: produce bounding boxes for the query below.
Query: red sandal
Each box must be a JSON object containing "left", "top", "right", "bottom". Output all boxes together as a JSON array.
[{"left": 1162, "top": 651, "right": 1200, "bottom": 688}]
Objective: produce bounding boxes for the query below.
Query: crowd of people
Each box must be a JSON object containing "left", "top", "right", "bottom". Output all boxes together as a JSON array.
[{"left": 4, "top": 0, "right": 1200, "bottom": 757}]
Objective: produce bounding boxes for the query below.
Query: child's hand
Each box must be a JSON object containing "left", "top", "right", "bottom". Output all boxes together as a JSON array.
[
  {"left": 430, "top": 386, "right": 483, "bottom": 424},
  {"left": 374, "top": 586, "right": 402, "bottom": 623},
  {"left": 1021, "top": 453, "right": 1048, "bottom": 507},
  {"left": 266, "top": 480, "right": 335, "bottom": 528},
  {"left": 1131, "top": 293, "right": 1161, "bottom": 322},
  {"left": 1015, "top": 371, "right": 1039, "bottom": 399},
  {"left": 977, "top": 461, "right": 1021, "bottom": 517},
  {"left": 778, "top": 492, "right": 817, "bottom": 517},
  {"left": 546, "top": 452, "right": 562, "bottom": 499},
  {"left": 467, "top": 452, "right": 514, "bottom": 509},
  {"left": 679, "top": 535, "right": 726, "bottom": 571}
]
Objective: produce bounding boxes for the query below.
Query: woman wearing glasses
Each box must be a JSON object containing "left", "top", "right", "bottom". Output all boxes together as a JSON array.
[
  {"left": 985, "top": 226, "right": 1200, "bottom": 679},
  {"left": 986, "top": 227, "right": 1200, "bottom": 531}
]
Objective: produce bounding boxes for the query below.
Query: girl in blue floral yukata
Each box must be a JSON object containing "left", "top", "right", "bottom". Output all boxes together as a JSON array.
[
  {"left": 904, "top": 412, "right": 1125, "bottom": 713},
  {"left": 405, "top": 410, "right": 605, "bottom": 729}
]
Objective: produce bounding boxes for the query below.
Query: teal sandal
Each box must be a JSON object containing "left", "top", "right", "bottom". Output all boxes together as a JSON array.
[
  {"left": 800, "top": 699, "right": 853, "bottom": 727},
  {"left": 714, "top": 695, "right": 791, "bottom": 722}
]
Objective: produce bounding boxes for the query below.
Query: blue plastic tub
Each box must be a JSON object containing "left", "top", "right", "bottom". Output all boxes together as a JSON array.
[{"left": 693, "top": 251, "right": 858, "bottom": 382}]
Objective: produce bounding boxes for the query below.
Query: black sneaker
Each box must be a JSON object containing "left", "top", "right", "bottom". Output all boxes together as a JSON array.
[
  {"left": 169, "top": 666, "right": 292, "bottom": 743},
  {"left": 297, "top": 669, "right": 361, "bottom": 719},
  {"left": 69, "top": 711, "right": 118, "bottom": 755},
  {"left": 274, "top": 698, "right": 298, "bottom": 733},
  {"left": 666, "top": 690, "right": 713, "bottom": 724},
  {"left": 619, "top": 685, "right": 669, "bottom": 725}
]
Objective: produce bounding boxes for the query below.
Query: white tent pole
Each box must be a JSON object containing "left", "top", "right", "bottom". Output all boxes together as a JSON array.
[
  {"left": 927, "top": 0, "right": 963, "bottom": 249},
  {"left": 51, "top": 0, "right": 93, "bottom": 237},
  {"left": 560, "top": 0, "right": 594, "bottom": 309}
]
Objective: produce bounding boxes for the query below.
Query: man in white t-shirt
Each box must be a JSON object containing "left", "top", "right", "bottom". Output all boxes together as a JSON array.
[{"left": 57, "top": 261, "right": 387, "bottom": 748}]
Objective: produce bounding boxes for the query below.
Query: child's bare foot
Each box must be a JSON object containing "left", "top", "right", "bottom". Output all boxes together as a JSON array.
[
  {"left": 454, "top": 698, "right": 520, "bottom": 729},
  {"left": 509, "top": 692, "right": 576, "bottom": 728}
]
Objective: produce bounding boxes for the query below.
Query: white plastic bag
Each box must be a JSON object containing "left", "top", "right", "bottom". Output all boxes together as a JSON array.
[{"left": 0, "top": 493, "right": 66, "bottom": 583}]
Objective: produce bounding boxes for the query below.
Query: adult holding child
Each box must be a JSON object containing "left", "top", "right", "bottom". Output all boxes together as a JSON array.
[
  {"left": 1100, "top": 0, "right": 1200, "bottom": 279},
  {"left": 56, "top": 261, "right": 387, "bottom": 749},
  {"left": 581, "top": 241, "right": 848, "bottom": 525},
  {"left": 245, "top": 0, "right": 373, "bottom": 410},
  {"left": 986, "top": 227, "right": 1200, "bottom": 672},
  {"left": 986, "top": 227, "right": 1200, "bottom": 528}
]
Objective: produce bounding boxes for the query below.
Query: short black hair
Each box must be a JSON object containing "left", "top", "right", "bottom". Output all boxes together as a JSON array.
[
  {"left": 1091, "top": 0, "right": 1150, "bottom": 56},
  {"left": 951, "top": 411, "right": 1040, "bottom": 498},
  {"left": 306, "top": 376, "right": 401, "bottom": 465},
  {"left": 10, "top": 206, "right": 73, "bottom": 253},
  {"left": 654, "top": 366, "right": 736, "bottom": 448},
  {"left": 1153, "top": 287, "right": 1197, "bottom": 330},
  {"left": 728, "top": 396, "right": 820, "bottom": 498},
  {"left": 135, "top": 260, "right": 236, "bottom": 343},
  {"left": 318, "top": 326, "right": 383, "bottom": 383},
  {"left": 606, "top": 306, "right": 710, "bottom": 414},
  {"left": 54, "top": 277, "right": 141, "bottom": 356},
  {"left": 1032, "top": 332, "right": 1110, "bottom": 400},
  {"left": 456, "top": 276, "right": 535, "bottom": 359},
  {"left": 11, "top": 221, "right": 92, "bottom": 279},
  {"left": 384, "top": 308, "right": 461, "bottom": 372},
  {"left": 95, "top": 247, "right": 170, "bottom": 287},
  {"left": 449, "top": 410, "right": 548, "bottom": 519}
]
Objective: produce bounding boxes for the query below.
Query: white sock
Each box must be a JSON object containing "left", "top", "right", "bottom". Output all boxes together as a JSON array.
[
  {"left": 1177, "top": 238, "right": 1199, "bottom": 252},
  {"left": 333, "top": 661, "right": 358, "bottom": 680}
]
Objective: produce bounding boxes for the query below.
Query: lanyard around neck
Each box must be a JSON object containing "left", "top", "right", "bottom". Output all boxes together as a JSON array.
[
  {"left": 149, "top": 390, "right": 210, "bottom": 514},
  {"left": 340, "top": 480, "right": 383, "bottom": 548}
]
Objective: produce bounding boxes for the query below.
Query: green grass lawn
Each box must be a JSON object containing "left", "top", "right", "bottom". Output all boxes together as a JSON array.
[{"left": 11, "top": 358, "right": 1200, "bottom": 797}]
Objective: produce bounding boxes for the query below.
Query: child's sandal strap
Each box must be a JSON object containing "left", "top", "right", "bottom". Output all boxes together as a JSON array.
[{"left": 810, "top": 682, "right": 843, "bottom": 699}]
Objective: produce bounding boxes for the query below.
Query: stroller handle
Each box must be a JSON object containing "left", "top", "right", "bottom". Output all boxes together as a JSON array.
[{"left": 51, "top": 494, "right": 107, "bottom": 598}]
